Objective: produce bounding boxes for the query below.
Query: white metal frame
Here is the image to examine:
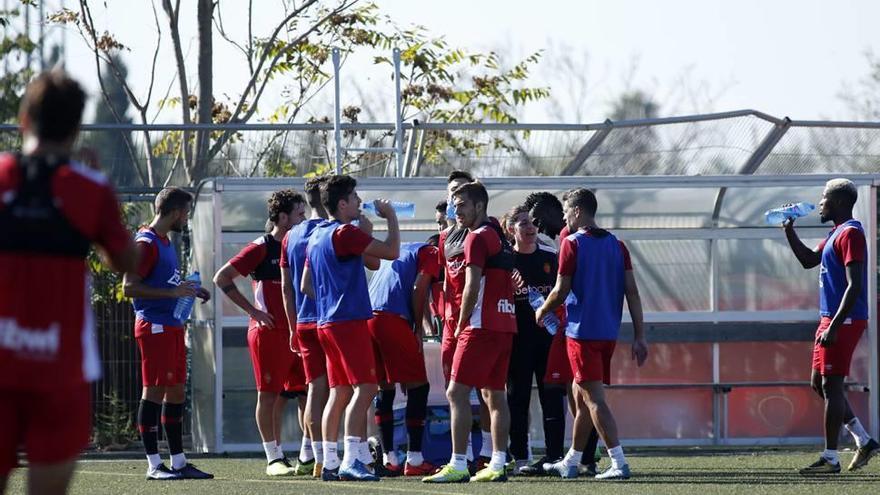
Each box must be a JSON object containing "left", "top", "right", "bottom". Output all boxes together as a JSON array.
[{"left": 203, "top": 175, "right": 879, "bottom": 451}]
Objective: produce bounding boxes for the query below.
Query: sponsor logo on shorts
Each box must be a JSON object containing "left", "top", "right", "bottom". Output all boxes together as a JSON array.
[
  {"left": 0, "top": 318, "right": 60, "bottom": 356},
  {"left": 497, "top": 299, "right": 515, "bottom": 314}
]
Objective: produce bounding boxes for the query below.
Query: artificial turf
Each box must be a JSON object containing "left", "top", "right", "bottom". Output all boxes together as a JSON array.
[{"left": 5, "top": 449, "right": 880, "bottom": 495}]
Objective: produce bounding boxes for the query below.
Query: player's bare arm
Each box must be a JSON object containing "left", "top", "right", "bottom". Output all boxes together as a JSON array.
[
  {"left": 783, "top": 218, "right": 821, "bottom": 269},
  {"left": 818, "top": 261, "right": 863, "bottom": 347},
  {"left": 123, "top": 271, "right": 197, "bottom": 300},
  {"left": 625, "top": 270, "right": 648, "bottom": 366},
  {"left": 300, "top": 263, "right": 315, "bottom": 299},
  {"left": 411, "top": 272, "right": 433, "bottom": 351},
  {"left": 213, "top": 262, "right": 274, "bottom": 328},
  {"left": 363, "top": 199, "right": 400, "bottom": 261},
  {"left": 280, "top": 264, "right": 297, "bottom": 334},
  {"left": 455, "top": 264, "right": 482, "bottom": 337},
  {"left": 536, "top": 274, "right": 571, "bottom": 325}
]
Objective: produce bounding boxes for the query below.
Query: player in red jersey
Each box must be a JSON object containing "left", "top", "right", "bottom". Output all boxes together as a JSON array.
[
  {"left": 537, "top": 188, "right": 648, "bottom": 481},
  {"left": 213, "top": 189, "right": 308, "bottom": 476},
  {"left": 783, "top": 179, "right": 879, "bottom": 474},
  {"left": 437, "top": 171, "right": 493, "bottom": 467},
  {"left": 123, "top": 188, "right": 212, "bottom": 481},
  {"left": 425, "top": 182, "right": 516, "bottom": 484},
  {"left": 280, "top": 176, "right": 331, "bottom": 478},
  {"left": 0, "top": 70, "right": 137, "bottom": 495}
]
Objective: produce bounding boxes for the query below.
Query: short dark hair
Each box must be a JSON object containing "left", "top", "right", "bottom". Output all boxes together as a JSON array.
[
  {"left": 322, "top": 174, "right": 357, "bottom": 215},
  {"left": 155, "top": 187, "right": 193, "bottom": 216},
  {"left": 447, "top": 170, "right": 474, "bottom": 184},
  {"left": 508, "top": 204, "right": 530, "bottom": 220},
  {"left": 564, "top": 188, "right": 598, "bottom": 217},
  {"left": 435, "top": 200, "right": 447, "bottom": 214},
  {"left": 524, "top": 191, "right": 564, "bottom": 238},
  {"left": 20, "top": 69, "right": 86, "bottom": 142},
  {"left": 426, "top": 233, "right": 441, "bottom": 246},
  {"left": 268, "top": 189, "right": 305, "bottom": 222},
  {"left": 304, "top": 176, "right": 328, "bottom": 209},
  {"left": 523, "top": 192, "right": 562, "bottom": 213},
  {"left": 451, "top": 181, "right": 488, "bottom": 210}
]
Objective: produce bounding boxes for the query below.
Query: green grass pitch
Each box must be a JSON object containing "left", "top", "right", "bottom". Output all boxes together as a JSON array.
[{"left": 5, "top": 450, "right": 879, "bottom": 494}]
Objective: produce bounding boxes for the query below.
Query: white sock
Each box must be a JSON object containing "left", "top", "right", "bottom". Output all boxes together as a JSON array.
[
  {"left": 383, "top": 450, "right": 401, "bottom": 467},
  {"left": 358, "top": 441, "right": 374, "bottom": 465},
  {"left": 170, "top": 453, "right": 187, "bottom": 470},
  {"left": 564, "top": 448, "right": 583, "bottom": 467},
  {"left": 324, "top": 441, "right": 340, "bottom": 470},
  {"left": 341, "top": 436, "right": 361, "bottom": 468},
  {"left": 607, "top": 445, "right": 626, "bottom": 469},
  {"left": 488, "top": 451, "right": 506, "bottom": 471},
  {"left": 526, "top": 433, "right": 533, "bottom": 461},
  {"left": 147, "top": 453, "right": 162, "bottom": 470},
  {"left": 407, "top": 451, "right": 424, "bottom": 466},
  {"left": 466, "top": 436, "right": 474, "bottom": 461},
  {"left": 314, "top": 441, "right": 325, "bottom": 463},
  {"left": 450, "top": 453, "right": 468, "bottom": 472},
  {"left": 275, "top": 442, "right": 285, "bottom": 461},
  {"left": 299, "top": 436, "right": 314, "bottom": 462},
  {"left": 845, "top": 418, "right": 871, "bottom": 449},
  {"left": 263, "top": 441, "right": 279, "bottom": 462},
  {"left": 822, "top": 449, "right": 839, "bottom": 464},
  {"left": 480, "top": 431, "right": 493, "bottom": 458}
]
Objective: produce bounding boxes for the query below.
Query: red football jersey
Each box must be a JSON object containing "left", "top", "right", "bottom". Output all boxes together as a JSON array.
[
  {"left": 0, "top": 154, "right": 131, "bottom": 390},
  {"left": 462, "top": 223, "right": 516, "bottom": 333},
  {"left": 439, "top": 225, "right": 468, "bottom": 322},
  {"left": 229, "top": 235, "right": 289, "bottom": 331}
]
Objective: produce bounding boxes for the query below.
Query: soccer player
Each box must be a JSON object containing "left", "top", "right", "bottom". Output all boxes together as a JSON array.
[
  {"left": 368, "top": 238, "right": 440, "bottom": 477},
  {"left": 212, "top": 189, "right": 308, "bottom": 476},
  {"left": 505, "top": 205, "right": 568, "bottom": 474},
  {"left": 536, "top": 188, "right": 648, "bottom": 480},
  {"left": 123, "top": 187, "right": 213, "bottom": 480},
  {"left": 0, "top": 70, "right": 137, "bottom": 495},
  {"left": 437, "top": 170, "right": 494, "bottom": 468},
  {"left": 522, "top": 191, "right": 602, "bottom": 476},
  {"left": 281, "top": 176, "right": 330, "bottom": 478},
  {"left": 301, "top": 175, "right": 400, "bottom": 481},
  {"left": 435, "top": 200, "right": 448, "bottom": 231},
  {"left": 424, "top": 182, "right": 516, "bottom": 483},
  {"left": 783, "top": 179, "right": 880, "bottom": 474}
]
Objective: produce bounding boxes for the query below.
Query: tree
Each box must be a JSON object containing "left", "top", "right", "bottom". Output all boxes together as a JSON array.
[
  {"left": 85, "top": 56, "right": 140, "bottom": 186},
  {"left": 51, "top": 1, "right": 550, "bottom": 183},
  {"left": 0, "top": 2, "right": 37, "bottom": 126}
]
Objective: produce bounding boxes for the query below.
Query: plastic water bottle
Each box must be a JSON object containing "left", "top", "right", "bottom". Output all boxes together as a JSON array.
[
  {"left": 173, "top": 272, "right": 201, "bottom": 321},
  {"left": 362, "top": 200, "right": 416, "bottom": 218},
  {"left": 764, "top": 202, "right": 815, "bottom": 225},
  {"left": 528, "top": 287, "right": 560, "bottom": 335}
]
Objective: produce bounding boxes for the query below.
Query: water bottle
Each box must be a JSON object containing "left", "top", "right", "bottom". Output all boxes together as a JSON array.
[
  {"left": 362, "top": 200, "right": 416, "bottom": 218},
  {"left": 445, "top": 198, "right": 456, "bottom": 219},
  {"left": 173, "top": 272, "right": 201, "bottom": 321},
  {"left": 528, "top": 287, "right": 560, "bottom": 335},
  {"left": 764, "top": 202, "right": 815, "bottom": 225}
]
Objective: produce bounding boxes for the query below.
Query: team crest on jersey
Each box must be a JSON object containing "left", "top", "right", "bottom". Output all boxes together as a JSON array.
[
  {"left": 543, "top": 262, "right": 551, "bottom": 274},
  {"left": 167, "top": 270, "right": 182, "bottom": 286}
]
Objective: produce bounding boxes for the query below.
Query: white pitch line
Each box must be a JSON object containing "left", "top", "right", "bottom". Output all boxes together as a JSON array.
[{"left": 74, "top": 470, "right": 467, "bottom": 495}]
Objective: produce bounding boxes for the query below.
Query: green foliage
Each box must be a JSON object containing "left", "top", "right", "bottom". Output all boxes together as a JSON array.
[
  {"left": 89, "top": 203, "right": 150, "bottom": 305},
  {"left": 93, "top": 391, "right": 138, "bottom": 450},
  {"left": 0, "top": 5, "right": 37, "bottom": 124}
]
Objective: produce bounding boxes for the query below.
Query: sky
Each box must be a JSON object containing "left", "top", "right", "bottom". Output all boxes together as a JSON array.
[{"left": 23, "top": 0, "right": 880, "bottom": 124}]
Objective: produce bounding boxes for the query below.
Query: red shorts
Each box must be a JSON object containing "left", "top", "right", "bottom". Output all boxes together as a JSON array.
[
  {"left": 368, "top": 312, "right": 428, "bottom": 384},
  {"left": 135, "top": 319, "right": 186, "bottom": 387},
  {"left": 248, "top": 326, "right": 298, "bottom": 393},
  {"left": 450, "top": 329, "right": 513, "bottom": 391},
  {"left": 441, "top": 318, "right": 458, "bottom": 382},
  {"left": 812, "top": 317, "right": 866, "bottom": 376},
  {"left": 567, "top": 337, "right": 616, "bottom": 385},
  {"left": 0, "top": 384, "right": 91, "bottom": 476},
  {"left": 297, "top": 322, "right": 327, "bottom": 384},
  {"left": 544, "top": 332, "right": 574, "bottom": 385},
  {"left": 318, "top": 320, "right": 378, "bottom": 388}
]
